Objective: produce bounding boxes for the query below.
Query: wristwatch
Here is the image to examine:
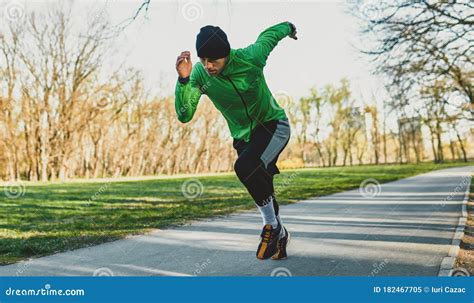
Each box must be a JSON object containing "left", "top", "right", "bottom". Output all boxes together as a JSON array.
[{"left": 178, "top": 76, "right": 190, "bottom": 84}]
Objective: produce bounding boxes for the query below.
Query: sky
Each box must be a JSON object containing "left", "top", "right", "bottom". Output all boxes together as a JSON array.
[
  {"left": 4, "top": 0, "right": 469, "bottom": 146},
  {"left": 89, "top": 0, "right": 384, "bottom": 103},
  {"left": 8, "top": 0, "right": 384, "bottom": 102},
  {"left": 5, "top": 0, "right": 387, "bottom": 125}
]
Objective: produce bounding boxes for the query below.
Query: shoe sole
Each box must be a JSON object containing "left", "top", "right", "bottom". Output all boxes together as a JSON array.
[{"left": 271, "top": 231, "right": 290, "bottom": 260}]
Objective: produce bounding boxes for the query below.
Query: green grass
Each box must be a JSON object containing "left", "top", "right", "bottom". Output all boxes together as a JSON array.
[{"left": 1, "top": 161, "right": 472, "bottom": 265}]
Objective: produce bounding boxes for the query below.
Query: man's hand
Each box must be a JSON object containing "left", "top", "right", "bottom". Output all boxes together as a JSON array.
[
  {"left": 287, "top": 22, "right": 298, "bottom": 40},
  {"left": 176, "top": 51, "right": 192, "bottom": 78}
]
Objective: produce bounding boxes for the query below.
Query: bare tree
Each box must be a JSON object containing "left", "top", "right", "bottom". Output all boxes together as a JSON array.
[{"left": 357, "top": 0, "right": 473, "bottom": 115}]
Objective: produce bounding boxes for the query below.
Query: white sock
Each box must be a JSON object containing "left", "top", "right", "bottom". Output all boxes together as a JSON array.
[
  {"left": 276, "top": 215, "right": 286, "bottom": 238},
  {"left": 257, "top": 196, "right": 278, "bottom": 228}
]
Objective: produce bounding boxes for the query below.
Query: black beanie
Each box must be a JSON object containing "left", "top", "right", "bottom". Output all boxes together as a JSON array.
[{"left": 196, "top": 25, "right": 230, "bottom": 59}]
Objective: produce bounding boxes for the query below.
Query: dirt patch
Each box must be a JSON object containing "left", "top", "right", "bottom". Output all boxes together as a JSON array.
[{"left": 454, "top": 177, "right": 474, "bottom": 276}]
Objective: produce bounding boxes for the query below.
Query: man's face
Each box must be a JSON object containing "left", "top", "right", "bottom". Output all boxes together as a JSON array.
[{"left": 200, "top": 57, "right": 227, "bottom": 76}]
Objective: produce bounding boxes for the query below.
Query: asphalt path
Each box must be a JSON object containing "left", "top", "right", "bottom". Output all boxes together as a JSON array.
[{"left": 1, "top": 166, "right": 471, "bottom": 276}]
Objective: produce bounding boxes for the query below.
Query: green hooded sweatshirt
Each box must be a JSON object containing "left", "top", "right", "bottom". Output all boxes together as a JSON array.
[{"left": 175, "top": 21, "right": 292, "bottom": 142}]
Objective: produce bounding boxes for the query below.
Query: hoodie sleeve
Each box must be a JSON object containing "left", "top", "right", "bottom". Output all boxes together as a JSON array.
[
  {"left": 174, "top": 64, "right": 204, "bottom": 123},
  {"left": 239, "top": 22, "right": 293, "bottom": 68}
]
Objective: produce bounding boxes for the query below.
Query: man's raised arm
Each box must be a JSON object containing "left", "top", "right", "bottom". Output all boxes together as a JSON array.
[
  {"left": 174, "top": 51, "right": 203, "bottom": 123},
  {"left": 241, "top": 21, "right": 297, "bottom": 68}
]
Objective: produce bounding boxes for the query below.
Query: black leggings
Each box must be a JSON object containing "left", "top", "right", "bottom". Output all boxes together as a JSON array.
[{"left": 233, "top": 118, "right": 291, "bottom": 213}]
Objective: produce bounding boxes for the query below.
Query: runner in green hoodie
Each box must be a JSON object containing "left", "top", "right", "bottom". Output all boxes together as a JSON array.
[{"left": 175, "top": 21, "right": 297, "bottom": 260}]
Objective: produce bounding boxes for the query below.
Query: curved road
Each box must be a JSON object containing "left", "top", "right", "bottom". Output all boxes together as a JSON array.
[{"left": 1, "top": 166, "right": 472, "bottom": 276}]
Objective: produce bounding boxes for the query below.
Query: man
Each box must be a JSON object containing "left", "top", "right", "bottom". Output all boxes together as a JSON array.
[{"left": 175, "top": 21, "right": 297, "bottom": 260}]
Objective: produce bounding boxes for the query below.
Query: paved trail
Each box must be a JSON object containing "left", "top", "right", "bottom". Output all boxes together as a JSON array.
[{"left": 1, "top": 166, "right": 472, "bottom": 276}]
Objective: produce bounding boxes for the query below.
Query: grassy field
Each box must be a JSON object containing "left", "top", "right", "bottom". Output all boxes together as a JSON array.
[{"left": 1, "top": 161, "right": 472, "bottom": 265}]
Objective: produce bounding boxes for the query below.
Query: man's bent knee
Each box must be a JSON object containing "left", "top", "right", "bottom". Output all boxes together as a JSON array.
[{"left": 234, "top": 155, "right": 260, "bottom": 181}]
